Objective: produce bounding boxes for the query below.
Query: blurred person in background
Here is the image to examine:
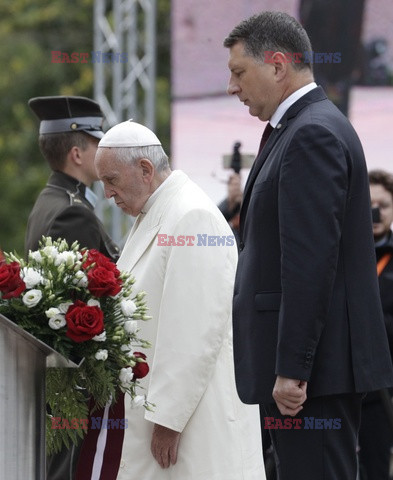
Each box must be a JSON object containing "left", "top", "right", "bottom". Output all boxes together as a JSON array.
[
  {"left": 358, "top": 169, "right": 393, "bottom": 480},
  {"left": 218, "top": 173, "right": 243, "bottom": 247},
  {"left": 299, "top": 0, "right": 365, "bottom": 116}
]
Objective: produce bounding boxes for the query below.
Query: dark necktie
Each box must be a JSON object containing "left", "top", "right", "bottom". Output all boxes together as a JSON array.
[
  {"left": 257, "top": 122, "right": 274, "bottom": 156},
  {"left": 242, "top": 121, "right": 274, "bottom": 202},
  {"left": 240, "top": 123, "right": 275, "bottom": 237}
]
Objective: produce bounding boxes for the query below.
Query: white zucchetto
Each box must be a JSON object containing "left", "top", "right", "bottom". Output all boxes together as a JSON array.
[{"left": 98, "top": 119, "right": 161, "bottom": 148}]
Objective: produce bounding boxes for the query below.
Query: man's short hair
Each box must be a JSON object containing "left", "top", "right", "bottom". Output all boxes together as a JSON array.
[
  {"left": 223, "top": 11, "right": 313, "bottom": 72},
  {"left": 38, "top": 132, "right": 90, "bottom": 170},
  {"left": 369, "top": 169, "right": 393, "bottom": 199}
]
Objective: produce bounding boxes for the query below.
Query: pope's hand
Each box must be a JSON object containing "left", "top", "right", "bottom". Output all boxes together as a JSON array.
[
  {"left": 151, "top": 423, "right": 181, "bottom": 468},
  {"left": 272, "top": 375, "right": 307, "bottom": 416}
]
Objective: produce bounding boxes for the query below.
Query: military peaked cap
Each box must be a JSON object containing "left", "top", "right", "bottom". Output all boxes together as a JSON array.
[{"left": 28, "top": 96, "right": 104, "bottom": 139}]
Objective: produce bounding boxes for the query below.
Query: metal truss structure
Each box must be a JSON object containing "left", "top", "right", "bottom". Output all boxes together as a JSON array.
[{"left": 93, "top": 0, "right": 157, "bottom": 246}]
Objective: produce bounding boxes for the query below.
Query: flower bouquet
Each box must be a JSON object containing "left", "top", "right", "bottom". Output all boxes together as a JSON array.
[{"left": 0, "top": 237, "right": 152, "bottom": 454}]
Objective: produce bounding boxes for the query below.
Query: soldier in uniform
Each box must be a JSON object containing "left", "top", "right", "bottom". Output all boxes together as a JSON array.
[
  {"left": 26, "top": 96, "right": 122, "bottom": 480},
  {"left": 25, "top": 95, "right": 119, "bottom": 260}
]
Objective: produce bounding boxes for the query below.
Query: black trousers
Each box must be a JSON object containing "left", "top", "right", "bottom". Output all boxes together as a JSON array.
[
  {"left": 358, "top": 397, "right": 393, "bottom": 480},
  {"left": 261, "top": 393, "right": 362, "bottom": 480}
]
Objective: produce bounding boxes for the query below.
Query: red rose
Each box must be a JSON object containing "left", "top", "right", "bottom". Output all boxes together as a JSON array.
[
  {"left": 65, "top": 300, "right": 105, "bottom": 343},
  {"left": 132, "top": 352, "right": 150, "bottom": 379},
  {"left": 87, "top": 266, "right": 122, "bottom": 297},
  {"left": 0, "top": 262, "right": 26, "bottom": 299},
  {"left": 82, "top": 249, "right": 119, "bottom": 275}
]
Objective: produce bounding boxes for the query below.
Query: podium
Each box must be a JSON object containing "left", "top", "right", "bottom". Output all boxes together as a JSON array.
[{"left": 0, "top": 314, "right": 77, "bottom": 480}]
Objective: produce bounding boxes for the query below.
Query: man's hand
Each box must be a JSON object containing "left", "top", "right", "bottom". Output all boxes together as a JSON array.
[
  {"left": 151, "top": 424, "right": 181, "bottom": 469},
  {"left": 272, "top": 375, "right": 307, "bottom": 416}
]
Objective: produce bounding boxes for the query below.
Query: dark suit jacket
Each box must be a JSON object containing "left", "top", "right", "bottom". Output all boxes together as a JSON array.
[
  {"left": 233, "top": 86, "right": 393, "bottom": 404},
  {"left": 25, "top": 171, "right": 119, "bottom": 261}
]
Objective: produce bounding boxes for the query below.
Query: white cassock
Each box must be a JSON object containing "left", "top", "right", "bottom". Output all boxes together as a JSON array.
[{"left": 116, "top": 170, "right": 265, "bottom": 480}]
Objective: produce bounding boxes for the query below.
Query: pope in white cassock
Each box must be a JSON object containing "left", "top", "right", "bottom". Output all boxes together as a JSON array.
[{"left": 95, "top": 120, "right": 265, "bottom": 480}]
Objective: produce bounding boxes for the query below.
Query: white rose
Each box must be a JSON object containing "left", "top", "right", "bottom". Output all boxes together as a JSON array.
[
  {"left": 92, "top": 331, "right": 107, "bottom": 342},
  {"left": 42, "top": 246, "right": 59, "bottom": 260},
  {"left": 87, "top": 299, "right": 100, "bottom": 308},
  {"left": 55, "top": 251, "right": 77, "bottom": 267},
  {"left": 48, "top": 315, "right": 66, "bottom": 330},
  {"left": 22, "top": 267, "right": 43, "bottom": 289},
  {"left": 58, "top": 301, "right": 73, "bottom": 314},
  {"left": 120, "top": 342, "right": 133, "bottom": 352},
  {"left": 95, "top": 349, "right": 108, "bottom": 361},
  {"left": 72, "top": 270, "right": 88, "bottom": 287},
  {"left": 45, "top": 307, "right": 61, "bottom": 319},
  {"left": 72, "top": 270, "right": 88, "bottom": 288},
  {"left": 22, "top": 289, "right": 43, "bottom": 308},
  {"left": 124, "top": 320, "right": 138, "bottom": 335},
  {"left": 28, "top": 251, "right": 42, "bottom": 263},
  {"left": 131, "top": 395, "right": 146, "bottom": 408},
  {"left": 119, "top": 367, "right": 134, "bottom": 388},
  {"left": 121, "top": 299, "right": 137, "bottom": 317}
]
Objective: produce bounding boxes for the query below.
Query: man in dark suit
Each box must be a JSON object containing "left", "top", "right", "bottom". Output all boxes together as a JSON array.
[
  {"left": 26, "top": 96, "right": 121, "bottom": 480},
  {"left": 224, "top": 12, "right": 393, "bottom": 480}
]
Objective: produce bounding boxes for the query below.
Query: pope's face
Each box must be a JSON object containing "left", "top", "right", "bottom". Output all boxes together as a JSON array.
[
  {"left": 370, "top": 183, "right": 393, "bottom": 240},
  {"left": 227, "top": 42, "right": 281, "bottom": 121},
  {"left": 95, "top": 148, "right": 151, "bottom": 216}
]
